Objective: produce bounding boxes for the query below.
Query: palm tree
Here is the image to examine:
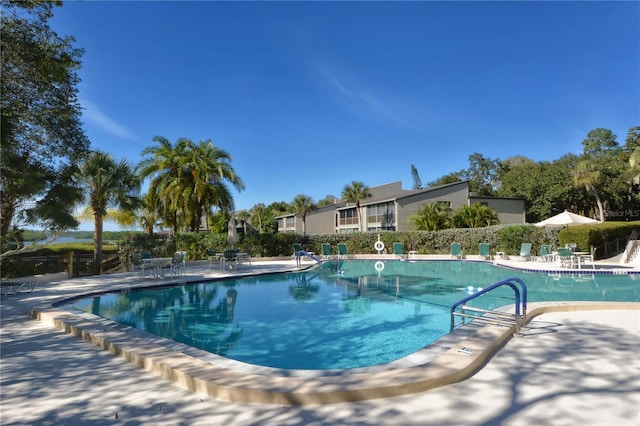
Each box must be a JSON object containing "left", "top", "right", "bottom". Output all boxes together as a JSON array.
[
  {"left": 137, "top": 136, "right": 244, "bottom": 233},
  {"left": 454, "top": 203, "right": 500, "bottom": 228},
  {"left": 137, "top": 136, "right": 183, "bottom": 232},
  {"left": 411, "top": 202, "right": 452, "bottom": 231},
  {"left": 292, "top": 194, "right": 316, "bottom": 235},
  {"left": 236, "top": 210, "right": 251, "bottom": 233},
  {"left": 74, "top": 151, "right": 140, "bottom": 274},
  {"left": 571, "top": 160, "right": 605, "bottom": 222},
  {"left": 182, "top": 139, "right": 245, "bottom": 231},
  {"left": 341, "top": 181, "right": 371, "bottom": 231}
]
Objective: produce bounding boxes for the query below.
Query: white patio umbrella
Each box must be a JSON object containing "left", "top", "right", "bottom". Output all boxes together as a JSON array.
[
  {"left": 535, "top": 210, "right": 600, "bottom": 227},
  {"left": 227, "top": 216, "right": 238, "bottom": 246}
]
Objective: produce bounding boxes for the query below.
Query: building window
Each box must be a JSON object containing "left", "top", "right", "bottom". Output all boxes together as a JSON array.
[
  {"left": 367, "top": 202, "right": 395, "bottom": 230},
  {"left": 286, "top": 216, "right": 295, "bottom": 228},
  {"left": 339, "top": 208, "right": 359, "bottom": 226}
]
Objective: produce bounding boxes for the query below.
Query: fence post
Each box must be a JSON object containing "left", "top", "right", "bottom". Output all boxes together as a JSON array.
[{"left": 67, "top": 251, "right": 74, "bottom": 279}]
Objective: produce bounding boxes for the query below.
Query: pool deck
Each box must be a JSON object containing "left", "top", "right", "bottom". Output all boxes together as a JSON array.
[{"left": 1, "top": 256, "right": 639, "bottom": 425}]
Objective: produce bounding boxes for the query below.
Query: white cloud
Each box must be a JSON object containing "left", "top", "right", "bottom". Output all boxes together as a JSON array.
[
  {"left": 314, "top": 59, "right": 428, "bottom": 132},
  {"left": 81, "top": 99, "right": 136, "bottom": 140}
]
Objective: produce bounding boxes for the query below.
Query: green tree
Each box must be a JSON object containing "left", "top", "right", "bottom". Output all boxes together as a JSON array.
[
  {"left": 427, "top": 171, "right": 462, "bottom": 187},
  {"left": 453, "top": 203, "right": 500, "bottom": 228},
  {"left": 410, "top": 164, "right": 423, "bottom": 190},
  {"left": 317, "top": 195, "right": 338, "bottom": 207},
  {"left": 249, "top": 203, "right": 268, "bottom": 233},
  {"left": 137, "top": 136, "right": 244, "bottom": 233},
  {"left": 73, "top": 151, "right": 141, "bottom": 274},
  {"left": 411, "top": 202, "right": 452, "bottom": 231},
  {"left": 462, "top": 153, "right": 503, "bottom": 196},
  {"left": 572, "top": 128, "right": 621, "bottom": 222},
  {"left": 624, "top": 126, "right": 640, "bottom": 202},
  {"left": 341, "top": 181, "right": 372, "bottom": 232},
  {"left": 1, "top": 0, "right": 89, "bottom": 237},
  {"left": 236, "top": 210, "right": 251, "bottom": 234},
  {"left": 292, "top": 194, "right": 316, "bottom": 235},
  {"left": 497, "top": 155, "right": 586, "bottom": 223}
]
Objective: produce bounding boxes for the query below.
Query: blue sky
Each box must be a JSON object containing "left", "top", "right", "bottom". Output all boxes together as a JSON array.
[{"left": 49, "top": 1, "right": 639, "bottom": 231}]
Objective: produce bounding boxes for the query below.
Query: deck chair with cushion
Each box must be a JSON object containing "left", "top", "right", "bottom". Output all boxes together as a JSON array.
[
  {"left": 337, "top": 243, "right": 349, "bottom": 259},
  {"left": 292, "top": 243, "right": 304, "bottom": 259},
  {"left": 450, "top": 243, "right": 463, "bottom": 259},
  {"left": 393, "top": 242, "right": 405, "bottom": 259},
  {"left": 479, "top": 243, "right": 491, "bottom": 260},
  {"left": 519, "top": 243, "right": 533, "bottom": 261},
  {"left": 321, "top": 243, "right": 334, "bottom": 259}
]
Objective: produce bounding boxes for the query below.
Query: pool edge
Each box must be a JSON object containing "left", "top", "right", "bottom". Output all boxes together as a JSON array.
[{"left": 29, "top": 300, "right": 640, "bottom": 405}]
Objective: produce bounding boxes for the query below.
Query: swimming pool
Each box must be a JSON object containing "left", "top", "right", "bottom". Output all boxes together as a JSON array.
[{"left": 63, "top": 260, "right": 639, "bottom": 370}]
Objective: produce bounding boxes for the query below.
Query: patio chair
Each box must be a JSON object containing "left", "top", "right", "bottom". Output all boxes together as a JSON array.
[
  {"left": 130, "top": 252, "right": 146, "bottom": 279},
  {"left": 1, "top": 282, "right": 26, "bottom": 300},
  {"left": 222, "top": 249, "right": 239, "bottom": 270},
  {"left": 519, "top": 243, "right": 532, "bottom": 261},
  {"left": 557, "top": 248, "right": 575, "bottom": 268},
  {"left": 292, "top": 243, "right": 304, "bottom": 259},
  {"left": 538, "top": 244, "right": 553, "bottom": 262},
  {"left": 393, "top": 242, "right": 405, "bottom": 259},
  {"left": 337, "top": 243, "right": 349, "bottom": 259},
  {"left": 450, "top": 243, "right": 463, "bottom": 259},
  {"left": 321, "top": 243, "right": 333, "bottom": 259},
  {"left": 479, "top": 243, "right": 491, "bottom": 260},
  {"left": 207, "top": 248, "right": 221, "bottom": 270},
  {"left": 169, "top": 251, "right": 187, "bottom": 277}
]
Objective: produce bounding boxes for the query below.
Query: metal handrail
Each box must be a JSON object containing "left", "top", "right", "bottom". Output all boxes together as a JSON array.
[{"left": 450, "top": 277, "right": 528, "bottom": 335}]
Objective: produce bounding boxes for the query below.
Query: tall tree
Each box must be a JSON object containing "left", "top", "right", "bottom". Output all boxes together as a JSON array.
[
  {"left": 410, "top": 164, "right": 423, "bottom": 190},
  {"left": 625, "top": 126, "right": 640, "bottom": 202},
  {"left": 1, "top": 0, "right": 89, "bottom": 238},
  {"left": 137, "top": 136, "right": 244, "bottom": 233},
  {"left": 341, "top": 181, "right": 371, "bottom": 232},
  {"left": 292, "top": 194, "right": 316, "bottom": 235},
  {"left": 73, "top": 151, "right": 140, "bottom": 274},
  {"left": 462, "top": 153, "right": 503, "bottom": 196},
  {"left": 572, "top": 128, "right": 621, "bottom": 222}
]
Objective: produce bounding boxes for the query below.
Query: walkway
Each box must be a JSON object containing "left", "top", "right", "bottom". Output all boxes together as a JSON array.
[{"left": 1, "top": 259, "right": 639, "bottom": 425}]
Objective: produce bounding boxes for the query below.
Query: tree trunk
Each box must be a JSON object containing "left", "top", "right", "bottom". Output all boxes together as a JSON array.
[
  {"left": 94, "top": 213, "right": 103, "bottom": 275},
  {"left": 0, "top": 202, "right": 15, "bottom": 237},
  {"left": 590, "top": 185, "right": 605, "bottom": 222}
]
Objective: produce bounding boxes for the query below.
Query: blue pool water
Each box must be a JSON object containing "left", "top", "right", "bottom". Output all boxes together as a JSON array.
[{"left": 64, "top": 260, "right": 639, "bottom": 370}]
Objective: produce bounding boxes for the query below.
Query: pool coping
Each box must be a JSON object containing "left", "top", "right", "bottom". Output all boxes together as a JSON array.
[
  {"left": 30, "top": 300, "right": 639, "bottom": 405},
  {"left": 27, "top": 260, "right": 640, "bottom": 405}
]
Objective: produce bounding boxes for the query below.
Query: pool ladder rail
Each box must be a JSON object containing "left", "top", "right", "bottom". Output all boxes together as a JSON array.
[{"left": 450, "top": 277, "right": 528, "bottom": 337}]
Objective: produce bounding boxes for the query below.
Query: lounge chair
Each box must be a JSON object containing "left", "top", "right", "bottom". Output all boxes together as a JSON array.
[
  {"left": 321, "top": 243, "right": 333, "bottom": 259},
  {"left": 292, "top": 243, "right": 304, "bottom": 259},
  {"left": 538, "top": 244, "right": 553, "bottom": 262},
  {"left": 479, "top": 243, "right": 491, "bottom": 260},
  {"left": 450, "top": 242, "right": 463, "bottom": 259},
  {"left": 519, "top": 243, "right": 533, "bottom": 261},
  {"left": 337, "top": 243, "right": 349, "bottom": 259},
  {"left": 393, "top": 242, "right": 405, "bottom": 259},
  {"left": 450, "top": 243, "right": 463, "bottom": 259}
]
